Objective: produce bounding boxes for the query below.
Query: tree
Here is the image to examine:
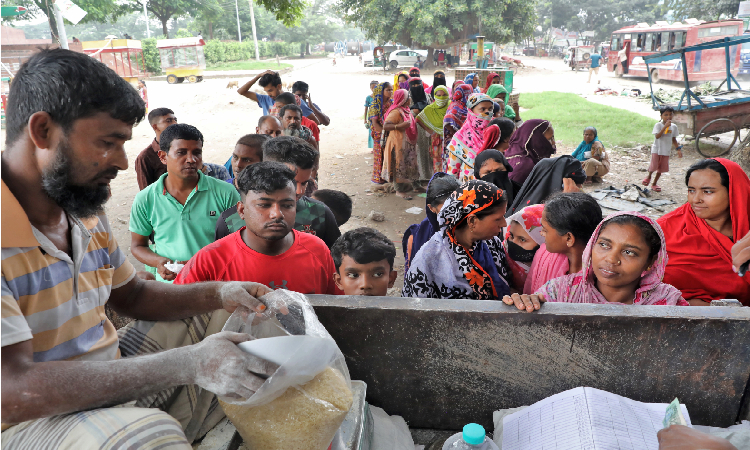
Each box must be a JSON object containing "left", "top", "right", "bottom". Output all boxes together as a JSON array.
[
  {"left": 536, "top": 0, "right": 665, "bottom": 42},
  {"left": 666, "top": 0, "right": 742, "bottom": 21},
  {"left": 2, "top": 0, "right": 127, "bottom": 44},
  {"left": 338, "top": 0, "right": 536, "bottom": 66}
]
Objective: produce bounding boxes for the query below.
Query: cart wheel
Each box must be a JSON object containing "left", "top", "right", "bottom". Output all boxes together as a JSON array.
[
  {"left": 166, "top": 74, "right": 178, "bottom": 84},
  {"left": 650, "top": 69, "right": 660, "bottom": 84},
  {"left": 188, "top": 75, "right": 197, "bottom": 83},
  {"left": 196, "top": 76, "right": 203, "bottom": 82},
  {"left": 696, "top": 118, "right": 739, "bottom": 158},
  {"left": 176, "top": 77, "right": 185, "bottom": 83}
]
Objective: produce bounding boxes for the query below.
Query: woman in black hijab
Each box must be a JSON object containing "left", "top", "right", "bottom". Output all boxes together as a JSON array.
[
  {"left": 474, "top": 149, "right": 515, "bottom": 207},
  {"left": 432, "top": 70, "right": 447, "bottom": 98},
  {"left": 409, "top": 77, "right": 430, "bottom": 113},
  {"left": 506, "top": 155, "right": 586, "bottom": 216}
]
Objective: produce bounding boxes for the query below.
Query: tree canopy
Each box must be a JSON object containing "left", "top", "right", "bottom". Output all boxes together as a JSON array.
[
  {"left": 536, "top": 0, "right": 665, "bottom": 41},
  {"left": 2, "top": 0, "right": 127, "bottom": 43},
  {"left": 338, "top": 0, "right": 536, "bottom": 50}
]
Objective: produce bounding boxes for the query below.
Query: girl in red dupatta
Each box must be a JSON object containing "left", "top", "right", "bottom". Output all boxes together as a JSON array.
[
  {"left": 482, "top": 72, "right": 501, "bottom": 93},
  {"left": 658, "top": 158, "right": 750, "bottom": 305}
]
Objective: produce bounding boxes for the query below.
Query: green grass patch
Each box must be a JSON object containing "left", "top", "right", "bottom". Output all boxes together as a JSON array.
[
  {"left": 519, "top": 92, "right": 655, "bottom": 149},
  {"left": 206, "top": 60, "right": 292, "bottom": 71}
]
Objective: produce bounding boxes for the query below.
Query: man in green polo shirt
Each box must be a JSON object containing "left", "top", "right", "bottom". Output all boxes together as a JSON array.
[{"left": 130, "top": 123, "right": 240, "bottom": 282}]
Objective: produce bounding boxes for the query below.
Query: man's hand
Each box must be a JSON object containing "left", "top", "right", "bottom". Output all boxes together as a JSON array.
[
  {"left": 657, "top": 425, "right": 737, "bottom": 450},
  {"left": 502, "top": 293, "right": 545, "bottom": 312},
  {"left": 219, "top": 281, "right": 272, "bottom": 314},
  {"left": 732, "top": 231, "right": 750, "bottom": 274},
  {"left": 156, "top": 258, "right": 181, "bottom": 281},
  {"left": 190, "top": 332, "right": 278, "bottom": 399}
]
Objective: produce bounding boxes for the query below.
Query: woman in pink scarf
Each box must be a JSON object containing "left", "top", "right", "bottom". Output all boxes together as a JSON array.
[
  {"left": 524, "top": 192, "right": 602, "bottom": 294},
  {"left": 382, "top": 89, "right": 420, "bottom": 199},
  {"left": 445, "top": 93, "right": 495, "bottom": 182},
  {"left": 503, "top": 211, "right": 689, "bottom": 311}
]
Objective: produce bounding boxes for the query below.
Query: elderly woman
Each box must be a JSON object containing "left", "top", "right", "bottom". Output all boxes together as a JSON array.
[
  {"left": 444, "top": 93, "right": 495, "bottom": 182},
  {"left": 403, "top": 180, "right": 511, "bottom": 299},
  {"left": 572, "top": 126, "right": 610, "bottom": 185},
  {"left": 505, "top": 119, "right": 556, "bottom": 189},
  {"left": 658, "top": 158, "right": 750, "bottom": 305}
]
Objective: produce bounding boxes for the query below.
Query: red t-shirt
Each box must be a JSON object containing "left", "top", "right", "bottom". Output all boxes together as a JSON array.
[
  {"left": 302, "top": 117, "right": 320, "bottom": 142},
  {"left": 175, "top": 228, "right": 341, "bottom": 295}
]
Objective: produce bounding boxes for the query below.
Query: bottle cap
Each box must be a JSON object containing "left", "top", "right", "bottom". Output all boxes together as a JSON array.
[{"left": 462, "top": 423, "right": 485, "bottom": 446}]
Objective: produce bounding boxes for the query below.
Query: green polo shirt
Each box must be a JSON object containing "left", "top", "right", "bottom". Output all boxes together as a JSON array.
[{"left": 129, "top": 172, "right": 240, "bottom": 282}]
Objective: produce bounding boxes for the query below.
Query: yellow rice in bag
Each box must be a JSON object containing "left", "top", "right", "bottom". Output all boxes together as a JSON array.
[{"left": 220, "top": 367, "right": 353, "bottom": 450}]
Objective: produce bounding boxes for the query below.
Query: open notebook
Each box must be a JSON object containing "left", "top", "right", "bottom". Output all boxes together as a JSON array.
[{"left": 502, "top": 387, "right": 691, "bottom": 450}]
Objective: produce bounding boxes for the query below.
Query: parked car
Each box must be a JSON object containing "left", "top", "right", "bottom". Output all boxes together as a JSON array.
[
  {"left": 522, "top": 47, "right": 536, "bottom": 56},
  {"left": 362, "top": 51, "right": 375, "bottom": 67},
  {"left": 388, "top": 49, "right": 428, "bottom": 69}
]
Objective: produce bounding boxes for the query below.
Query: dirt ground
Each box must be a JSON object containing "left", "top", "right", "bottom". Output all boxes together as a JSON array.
[{"left": 6, "top": 54, "right": 711, "bottom": 292}]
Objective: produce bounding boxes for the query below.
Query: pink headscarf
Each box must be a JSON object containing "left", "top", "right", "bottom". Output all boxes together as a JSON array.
[
  {"left": 536, "top": 211, "right": 687, "bottom": 305},
  {"left": 384, "top": 88, "right": 418, "bottom": 142}
]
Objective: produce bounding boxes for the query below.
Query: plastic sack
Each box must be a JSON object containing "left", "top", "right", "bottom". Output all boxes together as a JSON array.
[{"left": 219, "top": 290, "right": 353, "bottom": 450}]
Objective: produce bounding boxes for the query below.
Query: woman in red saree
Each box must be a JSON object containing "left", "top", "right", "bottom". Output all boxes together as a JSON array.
[{"left": 658, "top": 158, "right": 750, "bottom": 305}]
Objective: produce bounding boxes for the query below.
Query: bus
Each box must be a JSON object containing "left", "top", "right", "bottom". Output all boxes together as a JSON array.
[{"left": 607, "top": 19, "right": 745, "bottom": 82}]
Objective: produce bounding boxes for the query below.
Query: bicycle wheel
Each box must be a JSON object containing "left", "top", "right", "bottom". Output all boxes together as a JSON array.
[{"left": 696, "top": 118, "right": 738, "bottom": 158}]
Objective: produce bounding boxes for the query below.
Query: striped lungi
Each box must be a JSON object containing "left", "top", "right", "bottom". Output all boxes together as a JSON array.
[{"left": 2, "top": 310, "right": 231, "bottom": 450}]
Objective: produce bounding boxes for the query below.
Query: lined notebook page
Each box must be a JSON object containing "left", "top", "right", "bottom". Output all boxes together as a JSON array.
[
  {"left": 585, "top": 387, "right": 691, "bottom": 450},
  {"left": 502, "top": 387, "right": 595, "bottom": 450}
]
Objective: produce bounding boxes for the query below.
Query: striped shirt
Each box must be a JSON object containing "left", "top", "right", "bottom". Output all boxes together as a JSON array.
[{"left": 1, "top": 181, "right": 136, "bottom": 362}]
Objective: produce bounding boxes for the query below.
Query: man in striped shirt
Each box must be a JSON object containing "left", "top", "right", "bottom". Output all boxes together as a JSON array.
[{"left": 1, "top": 49, "right": 276, "bottom": 448}]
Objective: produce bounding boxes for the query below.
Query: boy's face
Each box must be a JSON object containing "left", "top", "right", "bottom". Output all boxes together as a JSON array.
[
  {"left": 661, "top": 110, "right": 674, "bottom": 122},
  {"left": 334, "top": 256, "right": 397, "bottom": 297},
  {"left": 370, "top": 83, "right": 377, "bottom": 92}
]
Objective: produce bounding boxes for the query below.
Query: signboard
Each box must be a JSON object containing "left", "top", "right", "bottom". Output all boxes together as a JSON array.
[
  {"left": 740, "top": 1, "right": 750, "bottom": 17},
  {"left": 55, "top": 0, "right": 87, "bottom": 24},
  {"left": 1, "top": 5, "right": 27, "bottom": 16}
]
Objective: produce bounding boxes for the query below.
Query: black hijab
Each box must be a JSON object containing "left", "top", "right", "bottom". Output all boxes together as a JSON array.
[
  {"left": 474, "top": 150, "right": 515, "bottom": 207},
  {"left": 409, "top": 78, "right": 429, "bottom": 112},
  {"left": 432, "top": 70, "right": 447, "bottom": 92},
  {"left": 506, "top": 155, "right": 586, "bottom": 216}
]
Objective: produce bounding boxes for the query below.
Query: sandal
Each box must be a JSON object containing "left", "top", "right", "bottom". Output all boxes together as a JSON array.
[
  {"left": 396, "top": 192, "right": 413, "bottom": 200},
  {"left": 584, "top": 180, "right": 593, "bottom": 186},
  {"left": 652, "top": 184, "right": 662, "bottom": 192},
  {"left": 641, "top": 177, "right": 651, "bottom": 186}
]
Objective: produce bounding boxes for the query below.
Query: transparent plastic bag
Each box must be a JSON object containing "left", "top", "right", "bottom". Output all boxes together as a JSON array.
[{"left": 220, "top": 290, "right": 353, "bottom": 450}]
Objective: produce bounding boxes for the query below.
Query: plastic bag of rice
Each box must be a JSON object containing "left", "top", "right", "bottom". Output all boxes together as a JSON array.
[
  {"left": 220, "top": 290, "right": 353, "bottom": 450},
  {"left": 220, "top": 366, "right": 353, "bottom": 449}
]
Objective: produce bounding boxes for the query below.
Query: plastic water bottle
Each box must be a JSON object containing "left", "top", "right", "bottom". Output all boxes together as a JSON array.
[{"left": 442, "top": 423, "right": 500, "bottom": 450}]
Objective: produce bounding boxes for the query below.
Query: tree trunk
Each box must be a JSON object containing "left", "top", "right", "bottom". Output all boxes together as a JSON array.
[
  {"left": 425, "top": 46, "right": 435, "bottom": 68},
  {"left": 161, "top": 18, "right": 169, "bottom": 38},
  {"left": 209, "top": 21, "right": 213, "bottom": 40},
  {"left": 730, "top": 148, "right": 750, "bottom": 174}
]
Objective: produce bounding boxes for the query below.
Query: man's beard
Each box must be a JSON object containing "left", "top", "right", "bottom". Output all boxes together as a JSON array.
[
  {"left": 41, "top": 140, "right": 114, "bottom": 218},
  {"left": 282, "top": 128, "right": 301, "bottom": 137}
]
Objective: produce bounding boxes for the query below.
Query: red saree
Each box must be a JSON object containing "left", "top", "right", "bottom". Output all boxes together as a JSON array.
[{"left": 658, "top": 158, "right": 750, "bottom": 304}]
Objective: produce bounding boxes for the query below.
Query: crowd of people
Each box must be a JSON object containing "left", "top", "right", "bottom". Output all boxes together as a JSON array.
[{"left": 1, "top": 49, "right": 749, "bottom": 449}]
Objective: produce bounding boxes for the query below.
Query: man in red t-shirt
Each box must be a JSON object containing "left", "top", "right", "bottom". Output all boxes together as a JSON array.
[{"left": 175, "top": 161, "right": 340, "bottom": 295}]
